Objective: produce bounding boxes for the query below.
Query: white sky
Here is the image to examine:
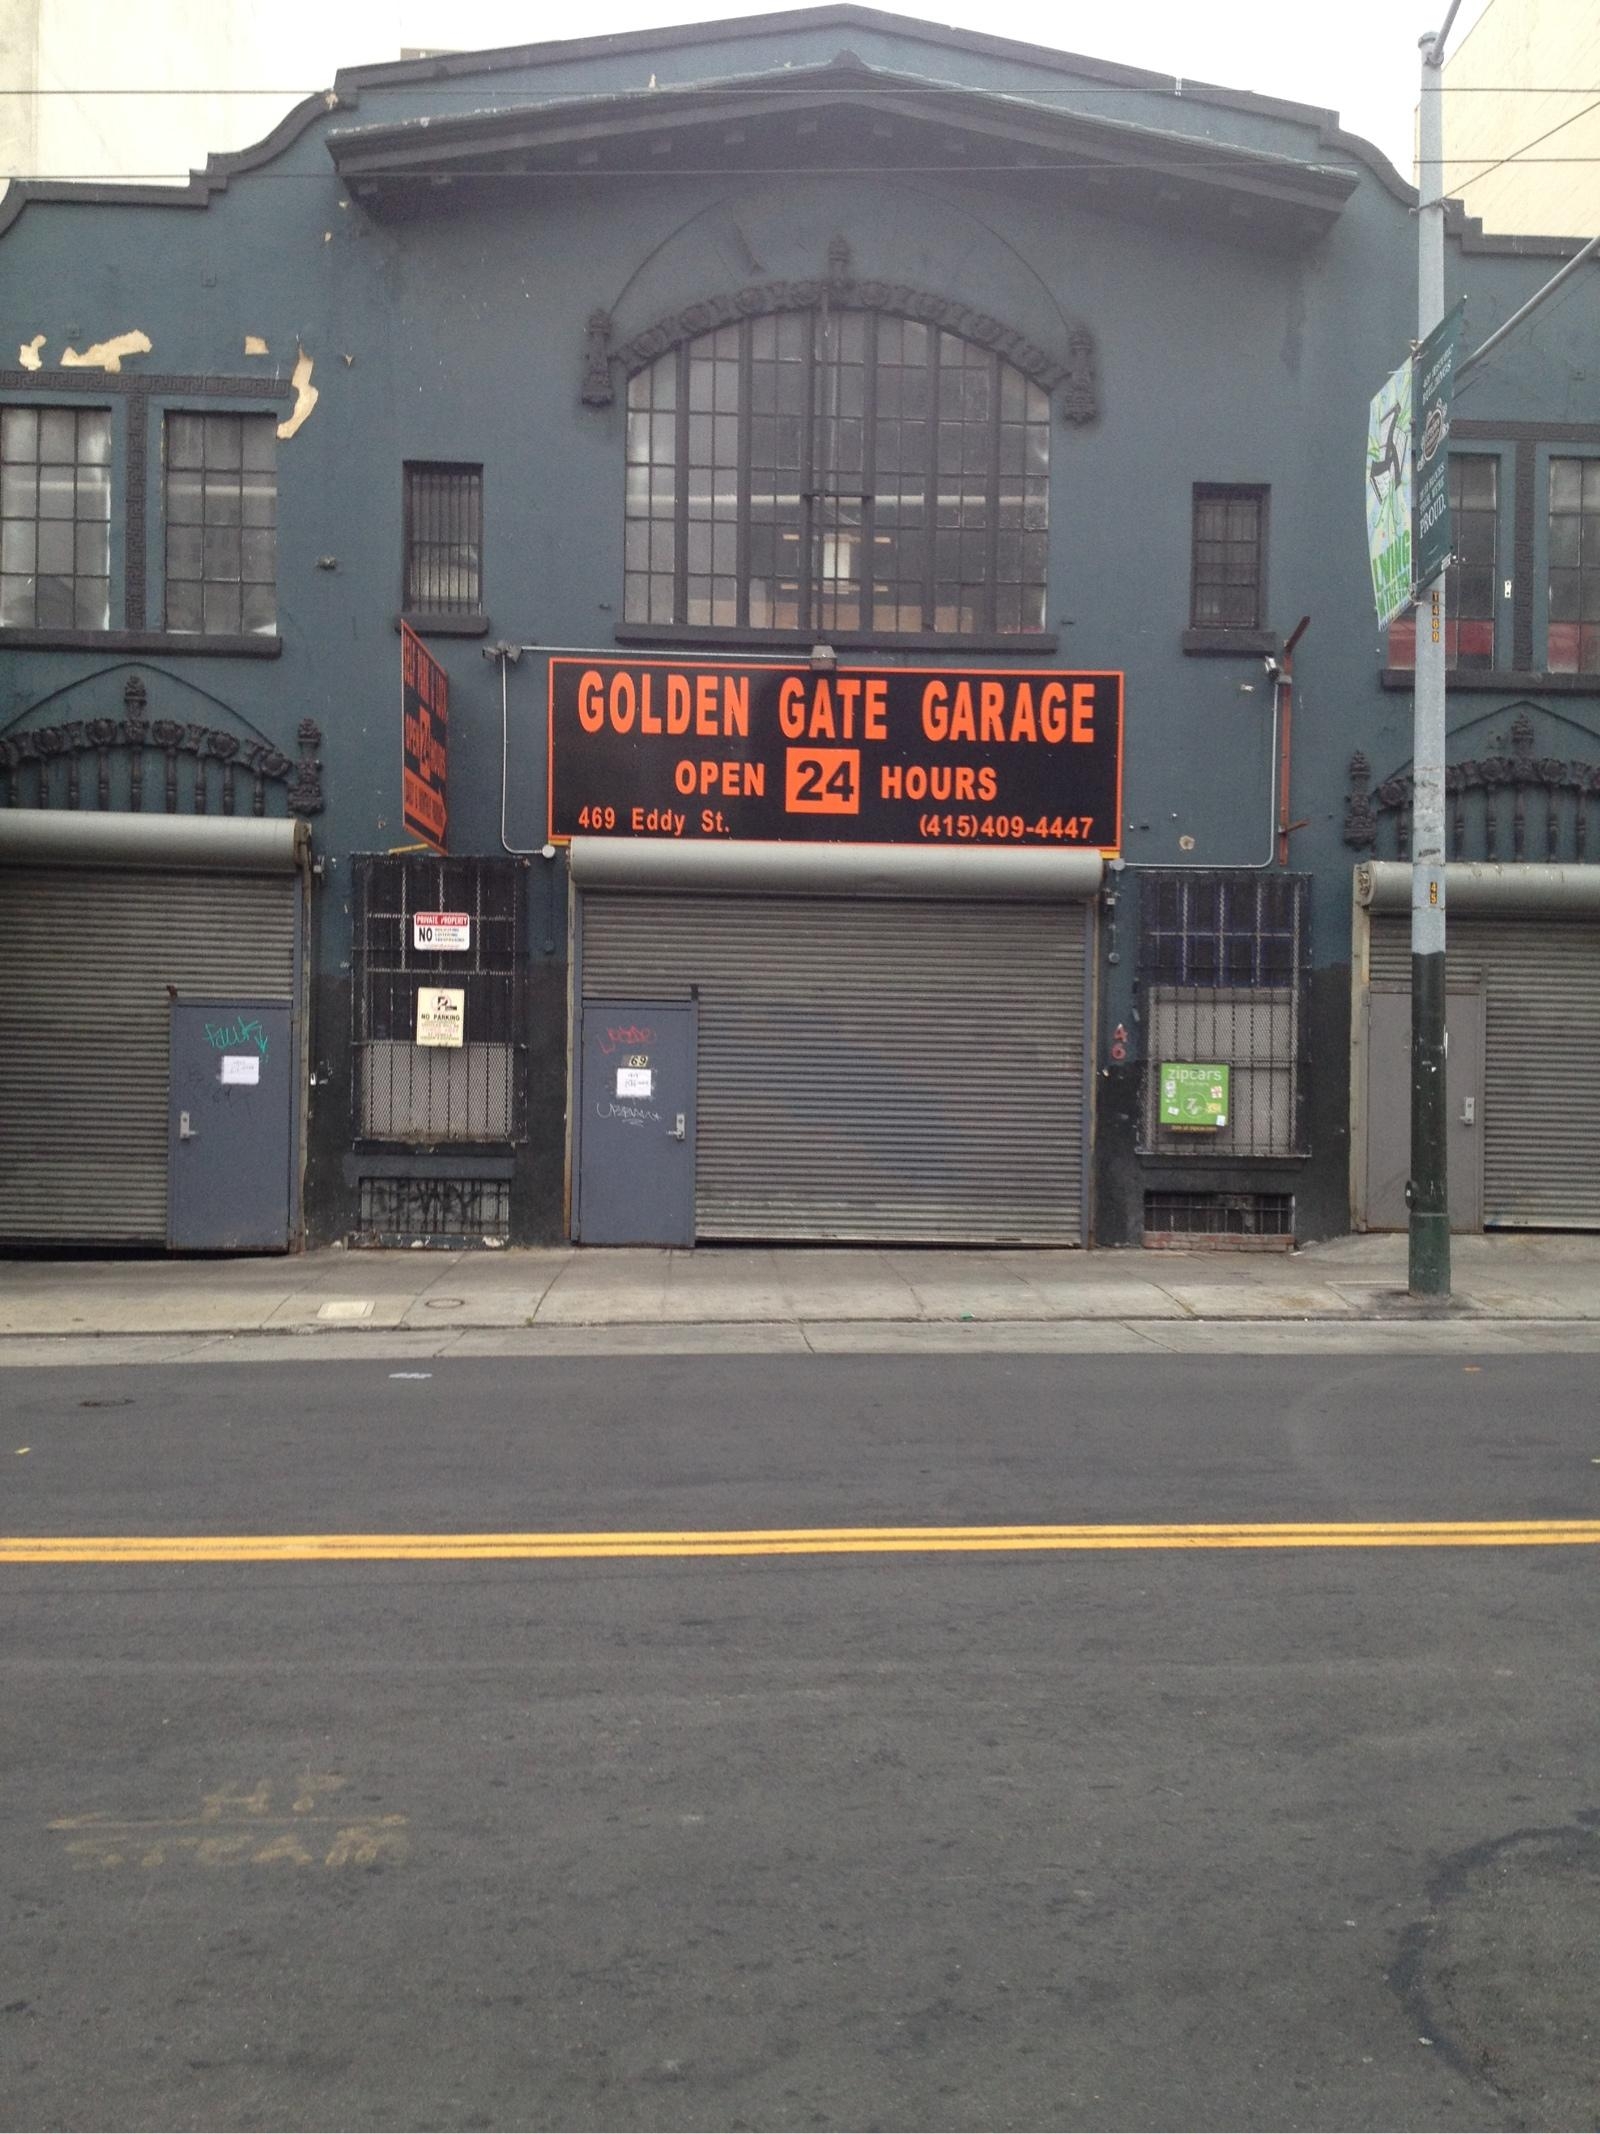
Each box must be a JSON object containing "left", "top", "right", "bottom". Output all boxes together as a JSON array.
[
  {"left": 383, "top": 0, "right": 1498, "bottom": 177},
  {"left": 17, "top": 0, "right": 1500, "bottom": 184}
]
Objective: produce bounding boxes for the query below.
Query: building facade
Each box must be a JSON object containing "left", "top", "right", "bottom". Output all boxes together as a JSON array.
[
  {"left": 1440, "top": 0, "right": 1600, "bottom": 238},
  {"left": 2, "top": 4, "right": 1598, "bottom": 1253}
]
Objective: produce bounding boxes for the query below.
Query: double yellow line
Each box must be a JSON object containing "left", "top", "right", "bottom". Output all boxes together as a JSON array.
[{"left": 4, "top": 1520, "right": 1600, "bottom": 1564}]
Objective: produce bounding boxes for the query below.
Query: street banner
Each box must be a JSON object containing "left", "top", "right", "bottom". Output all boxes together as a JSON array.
[
  {"left": 1412, "top": 300, "right": 1465, "bottom": 590},
  {"left": 401, "top": 622, "right": 449, "bottom": 853},
  {"left": 548, "top": 656, "right": 1123, "bottom": 854},
  {"left": 1367, "top": 356, "right": 1413, "bottom": 626}
]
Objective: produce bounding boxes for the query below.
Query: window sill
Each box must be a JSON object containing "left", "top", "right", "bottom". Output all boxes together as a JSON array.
[
  {"left": 1181, "top": 627, "right": 1278, "bottom": 657},
  {"left": 612, "top": 623, "right": 1059, "bottom": 656},
  {"left": 1381, "top": 665, "right": 1600, "bottom": 693},
  {"left": 0, "top": 627, "right": 282, "bottom": 657},
  {"left": 396, "top": 611, "right": 490, "bottom": 638}
]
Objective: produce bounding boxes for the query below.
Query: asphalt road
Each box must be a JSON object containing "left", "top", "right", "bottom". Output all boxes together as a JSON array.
[{"left": 4, "top": 1350, "right": 1600, "bottom": 2132}]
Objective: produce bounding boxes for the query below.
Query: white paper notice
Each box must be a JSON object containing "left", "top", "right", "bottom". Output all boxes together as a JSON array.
[
  {"left": 616, "top": 1068, "right": 653, "bottom": 1097},
  {"left": 221, "top": 1054, "right": 260, "bottom": 1085}
]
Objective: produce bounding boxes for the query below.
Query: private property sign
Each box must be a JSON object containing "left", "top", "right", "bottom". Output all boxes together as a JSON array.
[
  {"left": 548, "top": 657, "right": 1124, "bottom": 852},
  {"left": 401, "top": 623, "right": 448, "bottom": 853}
]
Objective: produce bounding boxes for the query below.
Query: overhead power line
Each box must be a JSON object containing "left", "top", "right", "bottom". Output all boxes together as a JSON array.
[
  {"left": 1453, "top": 89, "right": 1600, "bottom": 191},
  {"left": 3, "top": 80, "right": 1598, "bottom": 96}
]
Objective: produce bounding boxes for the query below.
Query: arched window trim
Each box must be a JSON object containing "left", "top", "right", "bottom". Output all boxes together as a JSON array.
[{"left": 619, "top": 304, "right": 1058, "bottom": 650}]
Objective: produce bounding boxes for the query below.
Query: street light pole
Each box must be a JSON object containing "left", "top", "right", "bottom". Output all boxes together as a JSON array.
[{"left": 1409, "top": 27, "right": 1451, "bottom": 1298}]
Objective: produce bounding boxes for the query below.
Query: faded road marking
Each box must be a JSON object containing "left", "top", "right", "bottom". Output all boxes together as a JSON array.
[
  {"left": 6, "top": 1521, "right": 1600, "bottom": 1564},
  {"left": 48, "top": 1777, "right": 407, "bottom": 1869}
]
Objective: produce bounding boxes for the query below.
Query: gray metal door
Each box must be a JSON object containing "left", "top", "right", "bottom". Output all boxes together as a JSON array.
[
  {"left": 1363, "top": 982, "right": 1484, "bottom": 1231},
  {"left": 579, "top": 892, "right": 1088, "bottom": 1244},
  {"left": 576, "top": 999, "right": 698, "bottom": 1245},
  {"left": 168, "top": 999, "right": 294, "bottom": 1251}
]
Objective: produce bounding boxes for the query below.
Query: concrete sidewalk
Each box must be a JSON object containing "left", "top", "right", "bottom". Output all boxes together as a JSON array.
[{"left": 1, "top": 1232, "right": 1598, "bottom": 1345}]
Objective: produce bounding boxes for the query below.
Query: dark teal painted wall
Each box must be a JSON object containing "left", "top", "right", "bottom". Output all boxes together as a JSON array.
[{"left": 3, "top": 10, "right": 1597, "bottom": 1245}]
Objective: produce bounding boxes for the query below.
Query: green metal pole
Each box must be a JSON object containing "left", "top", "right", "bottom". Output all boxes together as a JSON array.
[{"left": 1410, "top": 30, "right": 1451, "bottom": 1299}]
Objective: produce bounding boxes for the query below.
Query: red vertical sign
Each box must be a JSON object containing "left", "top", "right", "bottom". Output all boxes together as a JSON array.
[{"left": 401, "top": 622, "right": 448, "bottom": 853}]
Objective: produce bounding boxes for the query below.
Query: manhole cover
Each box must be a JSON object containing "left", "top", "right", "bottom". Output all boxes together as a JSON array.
[{"left": 423, "top": 1297, "right": 466, "bottom": 1310}]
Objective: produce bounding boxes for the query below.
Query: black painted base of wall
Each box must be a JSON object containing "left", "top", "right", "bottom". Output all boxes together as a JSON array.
[
  {"left": 1092, "top": 964, "right": 1353, "bottom": 1249},
  {"left": 300, "top": 963, "right": 569, "bottom": 1248}
]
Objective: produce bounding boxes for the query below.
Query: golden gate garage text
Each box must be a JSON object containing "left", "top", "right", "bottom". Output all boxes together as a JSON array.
[{"left": 548, "top": 659, "right": 1123, "bottom": 850}]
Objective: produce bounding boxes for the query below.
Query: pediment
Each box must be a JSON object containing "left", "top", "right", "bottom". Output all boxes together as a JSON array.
[{"left": 327, "top": 50, "right": 1356, "bottom": 245}]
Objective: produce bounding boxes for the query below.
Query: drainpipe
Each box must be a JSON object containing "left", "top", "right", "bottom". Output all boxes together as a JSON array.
[{"left": 1275, "top": 615, "right": 1312, "bottom": 866}]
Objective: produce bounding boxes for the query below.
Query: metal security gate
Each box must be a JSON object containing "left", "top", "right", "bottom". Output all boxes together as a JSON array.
[
  {"left": 578, "top": 890, "right": 1089, "bottom": 1243},
  {"left": 1366, "top": 905, "right": 1600, "bottom": 1228},
  {"left": 0, "top": 817, "right": 304, "bottom": 1246}
]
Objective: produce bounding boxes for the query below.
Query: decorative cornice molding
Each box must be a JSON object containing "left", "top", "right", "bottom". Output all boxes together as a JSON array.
[
  {"left": 586, "top": 266, "right": 1097, "bottom": 423},
  {"left": 0, "top": 670, "right": 323, "bottom": 818},
  {"left": 1345, "top": 709, "right": 1600, "bottom": 862}
]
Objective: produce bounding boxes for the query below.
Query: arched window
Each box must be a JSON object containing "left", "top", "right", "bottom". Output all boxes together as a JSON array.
[{"left": 624, "top": 310, "right": 1050, "bottom": 638}]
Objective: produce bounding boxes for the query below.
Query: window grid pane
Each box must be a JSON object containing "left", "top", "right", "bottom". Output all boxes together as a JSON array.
[
  {"left": 164, "top": 412, "right": 276, "bottom": 635},
  {"left": 1549, "top": 455, "right": 1600, "bottom": 675},
  {"left": 405, "top": 462, "right": 483, "bottom": 613},
  {"left": 624, "top": 309, "right": 1049, "bottom": 639},
  {"left": 0, "top": 405, "right": 111, "bottom": 630}
]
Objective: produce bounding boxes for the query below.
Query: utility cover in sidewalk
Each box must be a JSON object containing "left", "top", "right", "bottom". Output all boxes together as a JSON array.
[{"left": 317, "top": 1300, "right": 375, "bottom": 1322}]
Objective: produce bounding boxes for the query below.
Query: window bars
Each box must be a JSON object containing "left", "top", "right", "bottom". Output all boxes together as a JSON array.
[
  {"left": 1138, "top": 871, "right": 1311, "bottom": 1160},
  {"left": 352, "top": 854, "right": 526, "bottom": 1144},
  {"left": 1190, "top": 485, "right": 1267, "bottom": 631},
  {"left": 403, "top": 463, "right": 483, "bottom": 615}
]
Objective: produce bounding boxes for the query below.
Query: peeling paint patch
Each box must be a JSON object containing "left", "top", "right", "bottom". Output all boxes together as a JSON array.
[
  {"left": 18, "top": 334, "right": 44, "bottom": 371},
  {"left": 277, "top": 348, "right": 318, "bottom": 441},
  {"left": 59, "top": 329, "right": 152, "bottom": 373},
  {"left": 244, "top": 334, "right": 270, "bottom": 357}
]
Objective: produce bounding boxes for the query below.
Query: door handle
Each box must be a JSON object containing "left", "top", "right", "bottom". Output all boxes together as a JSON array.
[
  {"left": 1459, "top": 1096, "right": 1476, "bottom": 1126},
  {"left": 669, "top": 1112, "right": 686, "bottom": 1141},
  {"left": 179, "top": 1110, "right": 196, "bottom": 1141}
]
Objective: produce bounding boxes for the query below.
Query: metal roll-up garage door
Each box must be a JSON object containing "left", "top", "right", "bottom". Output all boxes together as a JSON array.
[
  {"left": 0, "top": 817, "right": 304, "bottom": 1244},
  {"left": 580, "top": 890, "right": 1089, "bottom": 1243},
  {"left": 1369, "top": 910, "right": 1600, "bottom": 1227}
]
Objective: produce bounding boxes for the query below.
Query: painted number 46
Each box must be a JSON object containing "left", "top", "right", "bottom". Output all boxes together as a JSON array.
[{"left": 785, "top": 746, "right": 860, "bottom": 816}]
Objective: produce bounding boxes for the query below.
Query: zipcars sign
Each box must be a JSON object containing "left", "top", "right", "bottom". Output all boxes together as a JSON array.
[
  {"left": 401, "top": 622, "right": 448, "bottom": 853},
  {"left": 548, "top": 658, "right": 1123, "bottom": 852}
]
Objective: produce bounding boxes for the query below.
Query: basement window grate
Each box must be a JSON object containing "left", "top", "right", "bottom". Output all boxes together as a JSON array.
[
  {"left": 1144, "top": 1190, "right": 1295, "bottom": 1238},
  {"left": 356, "top": 1175, "right": 510, "bottom": 1245}
]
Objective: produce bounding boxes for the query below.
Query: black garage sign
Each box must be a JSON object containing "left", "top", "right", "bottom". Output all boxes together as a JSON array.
[{"left": 548, "top": 657, "right": 1122, "bottom": 853}]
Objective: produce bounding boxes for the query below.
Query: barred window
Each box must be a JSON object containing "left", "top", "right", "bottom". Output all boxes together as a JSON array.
[
  {"left": 1548, "top": 455, "right": 1600, "bottom": 675},
  {"left": 625, "top": 310, "right": 1050, "bottom": 638},
  {"left": 404, "top": 462, "right": 483, "bottom": 614},
  {"left": 352, "top": 854, "right": 526, "bottom": 1145},
  {"left": 165, "top": 411, "right": 276, "bottom": 635},
  {"left": 1387, "top": 454, "right": 1498, "bottom": 671},
  {"left": 0, "top": 405, "right": 112, "bottom": 630},
  {"left": 1190, "top": 485, "right": 1267, "bottom": 631},
  {"left": 1140, "top": 871, "right": 1310, "bottom": 1161}
]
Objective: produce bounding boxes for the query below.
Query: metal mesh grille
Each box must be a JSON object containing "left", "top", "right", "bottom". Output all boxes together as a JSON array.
[
  {"left": 356, "top": 1175, "right": 510, "bottom": 1244},
  {"left": 1138, "top": 871, "right": 1310, "bottom": 1159},
  {"left": 1144, "top": 1190, "right": 1294, "bottom": 1237},
  {"left": 352, "top": 854, "right": 525, "bottom": 1143}
]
